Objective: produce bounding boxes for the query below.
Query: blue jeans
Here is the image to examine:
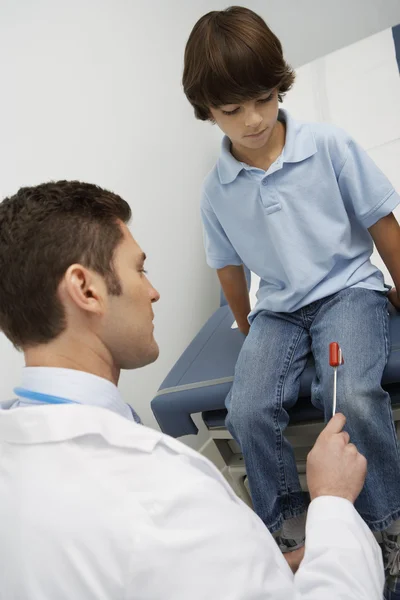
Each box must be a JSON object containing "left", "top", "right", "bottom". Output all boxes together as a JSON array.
[{"left": 226, "top": 288, "right": 400, "bottom": 533}]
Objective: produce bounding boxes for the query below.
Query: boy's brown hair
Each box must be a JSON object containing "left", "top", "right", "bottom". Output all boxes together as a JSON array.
[
  {"left": 0, "top": 181, "right": 131, "bottom": 349},
  {"left": 183, "top": 6, "right": 295, "bottom": 120}
]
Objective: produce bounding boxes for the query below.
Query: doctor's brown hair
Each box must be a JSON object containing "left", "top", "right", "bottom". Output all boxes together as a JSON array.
[
  {"left": 183, "top": 6, "right": 295, "bottom": 120},
  {"left": 0, "top": 181, "right": 131, "bottom": 349}
]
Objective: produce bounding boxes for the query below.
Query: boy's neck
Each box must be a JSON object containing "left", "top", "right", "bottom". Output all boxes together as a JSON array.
[{"left": 231, "top": 119, "right": 286, "bottom": 171}]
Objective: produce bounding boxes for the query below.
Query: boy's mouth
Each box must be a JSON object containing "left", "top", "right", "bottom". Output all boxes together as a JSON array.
[{"left": 245, "top": 128, "right": 267, "bottom": 138}]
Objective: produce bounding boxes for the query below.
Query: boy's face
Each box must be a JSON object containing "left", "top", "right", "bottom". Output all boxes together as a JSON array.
[{"left": 209, "top": 89, "right": 280, "bottom": 152}]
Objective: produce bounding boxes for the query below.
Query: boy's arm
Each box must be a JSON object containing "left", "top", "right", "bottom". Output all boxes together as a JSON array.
[
  {"left": 217, "top": 265, "right": 251, "bottom": 335},
  {"left": 369, "top": 212, "right": 400, "bottom": 309}
]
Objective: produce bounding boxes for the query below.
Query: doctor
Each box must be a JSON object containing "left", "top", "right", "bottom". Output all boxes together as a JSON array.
[{"left": 0, "top": 180, "right": 384, "bottom": 599}]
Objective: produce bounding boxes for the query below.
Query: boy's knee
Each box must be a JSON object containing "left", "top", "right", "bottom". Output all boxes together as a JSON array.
[
  {"left": 323, "top": 376, "right": 388, "bottom": 419},
  {"left": 226, "top": 399, "right": 269, "bottom": 439}
]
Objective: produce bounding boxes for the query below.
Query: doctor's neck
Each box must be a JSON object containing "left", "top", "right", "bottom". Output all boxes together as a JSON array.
[{"left": 24, "top": 334, "right": 120, "bottom": 386}]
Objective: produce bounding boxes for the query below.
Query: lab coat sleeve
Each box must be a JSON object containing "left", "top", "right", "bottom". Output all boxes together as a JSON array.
[
  {"left": 127, "top": 444, "right": 384, "bottom": 599},
  {"left": 295, "top": 496, "right": 385, "bottom": 599}
]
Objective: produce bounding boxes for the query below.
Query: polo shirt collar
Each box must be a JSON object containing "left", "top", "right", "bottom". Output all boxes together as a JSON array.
[
  {"left": 217, "top": 136, "right": 243, "bottom": 185},
  {"left": 217, "top": 109, "right": 317, "bottom": 185},
  {"left": 282, "top": 109, "right": 317, "bottom": 164}
]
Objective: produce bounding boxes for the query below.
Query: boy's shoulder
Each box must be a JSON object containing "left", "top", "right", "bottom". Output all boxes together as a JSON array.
[
  {"left": 305, "top": 119, "right": 351, "bottom": 146},
  {"left": 288, "top": 113, "right": 356, "bottom": 175},
  {"left": 202, "top": 164, "right": 220, "bottom": 201},
  {"left": 299, "top": 117, "right": 353, "bottom": 161}
]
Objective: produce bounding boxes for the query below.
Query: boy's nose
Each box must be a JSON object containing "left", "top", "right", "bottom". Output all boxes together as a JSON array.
[{"left": 244, "top": 111, "right": 263, "bottom": 129}]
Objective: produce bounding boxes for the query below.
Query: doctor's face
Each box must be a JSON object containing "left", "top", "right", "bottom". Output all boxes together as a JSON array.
[{"left": 100, "top": 223, "right": 160, "bottom": 370}]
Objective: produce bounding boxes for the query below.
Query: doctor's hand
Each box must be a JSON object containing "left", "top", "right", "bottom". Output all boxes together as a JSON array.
[{"left": 307, "top": 413, "right": 367, "bottom": 505}]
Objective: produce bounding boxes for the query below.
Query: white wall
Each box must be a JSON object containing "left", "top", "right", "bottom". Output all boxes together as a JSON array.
[
  {"left": 0, "top": 0, "right": 224, "bottom": 437},
  {"left": 195, "top": 0, "right": 400, "bottom": 68},
  {"left": 244, "top": 0, "right": 400, "bottom": 67}
]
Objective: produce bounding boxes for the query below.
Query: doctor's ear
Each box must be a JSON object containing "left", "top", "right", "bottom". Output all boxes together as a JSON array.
[{"left": 60, "top": 264, "right": 107, "bottom": 315}]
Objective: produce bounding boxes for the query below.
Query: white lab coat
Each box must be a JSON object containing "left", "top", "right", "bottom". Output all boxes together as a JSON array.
[{"left": 0, "top": 403, "right": 384, "bottom": 599}]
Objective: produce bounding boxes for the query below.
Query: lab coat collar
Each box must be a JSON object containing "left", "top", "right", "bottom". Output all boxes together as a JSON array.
[
  {"left": 0, "top": 403, "right": 162, "bottom": 453},
  {"left": 17, "top": 367, "right": 134, "bottom": 422}
]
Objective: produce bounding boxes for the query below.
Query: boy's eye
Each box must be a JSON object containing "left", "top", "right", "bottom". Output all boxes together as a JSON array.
[
  {"left": 221, "top": 107, "right": 240, "bottom": 116},
  {"left": 220, "top": 92, "right": 274, "bottom": 115},
  {"left": 257, "top": 92, "right": 274, "bottom": 104}
]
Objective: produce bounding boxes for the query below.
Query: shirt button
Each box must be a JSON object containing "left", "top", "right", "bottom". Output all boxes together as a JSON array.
[{"left": 262, "top": 179, "right": 268, "bottom": 186}]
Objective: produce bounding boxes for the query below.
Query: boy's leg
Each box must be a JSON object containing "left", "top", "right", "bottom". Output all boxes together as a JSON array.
[
  {"left": 226, "top": 309, "right": 310, "bottom": 533},
  {"left": 310, "top": 287, "right": 400, "bottom": 528}
]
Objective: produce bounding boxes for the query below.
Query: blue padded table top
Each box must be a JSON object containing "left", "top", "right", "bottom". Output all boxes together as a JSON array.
[{"left": 152, "top": 305, "right": 400, "bottom": 438}]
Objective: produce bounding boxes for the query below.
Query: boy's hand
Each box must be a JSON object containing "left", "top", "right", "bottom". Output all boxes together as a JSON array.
[
  {"left": 307, "top": 413, "right": 367, "bottom": 504},
  {"left": 217, "top": 265, "right": 251, "bottom": 336},
  {"left": 388, "top": 287, "right": 400, "bottom": 311},
  {"left": 238, "top": 322, "right": 250, "bottom": 336}
]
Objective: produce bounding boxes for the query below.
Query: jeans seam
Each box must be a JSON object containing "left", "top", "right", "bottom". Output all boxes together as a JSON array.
[
  {"left": 380, "top": 298, "right": 400, "bottom": 461},
  {"left": 274, "top": 326, "right": 306, "bottom": 498},
  {"left": 300, "top": 307, "right": 310, "bottom": 329}
]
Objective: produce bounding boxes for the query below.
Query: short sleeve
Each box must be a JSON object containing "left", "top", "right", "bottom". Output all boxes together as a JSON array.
[
  {"left": 201, "top": 192, "right": 242, "bottom": 269},
  {"left": 338, "top": 138, "right": 400, "bottom": 229}
]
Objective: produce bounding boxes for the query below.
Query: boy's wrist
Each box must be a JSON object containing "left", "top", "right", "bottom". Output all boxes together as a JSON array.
[
  {"left": 388, "top": 287, "right": 400, "bottom": 310},
  {"left": 237, "top": 319, "right": 250, "bottom": 335}
]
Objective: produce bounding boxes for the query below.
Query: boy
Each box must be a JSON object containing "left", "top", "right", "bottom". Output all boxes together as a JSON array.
[{"left": 183, "top": 6, "right": 400, "bottom": 594}]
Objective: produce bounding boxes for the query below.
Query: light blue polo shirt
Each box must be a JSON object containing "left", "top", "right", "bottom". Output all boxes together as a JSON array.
[{"left": 201, "top": 109, "right": 400, "bottom": 320}]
